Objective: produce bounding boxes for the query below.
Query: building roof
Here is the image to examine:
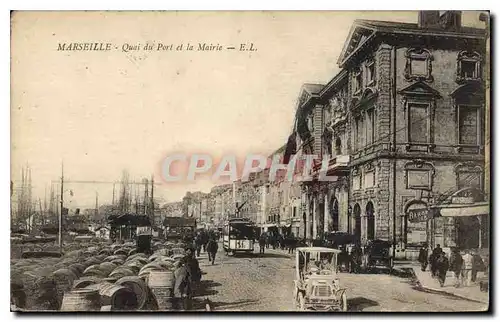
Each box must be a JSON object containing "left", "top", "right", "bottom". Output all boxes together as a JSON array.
[
  {"left": 302, "top": 83, "right": 324, "bottom": 95},
  {"left": 338, "top": 19, "right": 485, "bottom": 67}
]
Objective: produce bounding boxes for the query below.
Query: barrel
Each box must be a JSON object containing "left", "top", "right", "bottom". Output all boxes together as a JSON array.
[
  {"left": 127, "top": 256, "right": 149, "bottom": 266},
  {"left": 140, "top": 263, "right": 164, "bottom": 272},
  {"left": 128, "top": 253, "right": 148, "bottom": 261},
  {"left": 111, "top": 259, "right": 125, "bottom": 266},
  {"left": 52, "top": 269, "right": 78, "bottom": 304},
  {"left": 109, "top": 267, "right": 136, "bottom": 279},
  {"left": 116, "top": 276, "right": 148, "bottom": 309},
  {"left": 103, "top": 277, "right": 118, "bottom": 283},
  {"left": 90, "top": 282, "right": 138, "bottom": 311},
  {"left": 128, "top": 249, "right": 137, "bottom": 257},
  {"left": 68, "top": 263, "right": 86, "bottom": 276},
  {"left": 60, "top": 289, "right": 101, "bottom": 311},
  {"left": 83, "top": 265, "right": 107, "bottom": 278},
  {"left": 114, "top": 249, "right": 129, "bottom": 256},
  {"left": 98, "top": 249, "right": 112, "bottom": 256},
  {"left": 148, "top": 271, "right": 175, "bottom": 310},
  {"left": 99, "top": 262, "right": 118, "bottom": 276},
  {"left": 73, "top": 276, "right": 102, "bottom": 289}
]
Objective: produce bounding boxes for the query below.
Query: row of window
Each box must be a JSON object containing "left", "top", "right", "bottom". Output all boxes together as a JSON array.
[
  {"left": 352, "top": 170, "right": 376, "bottom": 191},
  {"left": 353, "top": 108, "right": 376, "bottom": 151},
  {"left": 407, "top": 102, "right": 482, "bottom": 146},
  {"left": 348, "top": 101, "right": 482, "bottom": 151},
  {"left": 352, "top": 59, "right": 375, "bottom": 94},
  {"left": 353, "top": 50, "right": 482, "bottom": 95}
]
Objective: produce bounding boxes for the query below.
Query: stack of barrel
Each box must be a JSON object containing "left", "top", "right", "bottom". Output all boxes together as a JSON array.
[{"left": 60, "top": 241, "right": 187, "bottom": 311}]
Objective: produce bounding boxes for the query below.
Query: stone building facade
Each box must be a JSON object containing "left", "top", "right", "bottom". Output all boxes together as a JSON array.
[{"left": 291, "top": 11, "right": 487, "bottom": 258}]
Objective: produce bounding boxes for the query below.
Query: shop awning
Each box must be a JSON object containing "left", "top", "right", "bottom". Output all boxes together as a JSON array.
[{"left": 438, "top": 202, "right": 490, "bottom": 217}]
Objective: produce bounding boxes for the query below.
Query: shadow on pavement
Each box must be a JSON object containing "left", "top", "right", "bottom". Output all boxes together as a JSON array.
[
  {"left": 347, "top": 297, "right": 379, "bottom": 311},
  {"left": 193, "top": 279, "right": 221, "bottom": 297},
  {"left": 191, "top": 298, "right": 261, "bottom": 311},
  {"left": 232, "top": 252, "right": 292, "bottom": 259}
]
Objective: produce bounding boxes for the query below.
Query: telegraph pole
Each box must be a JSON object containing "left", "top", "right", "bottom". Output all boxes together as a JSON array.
[
  {"left": 150, "top": 175, "right": 154, "bottom": 224},
  {"left": 95, "top": 192, "right": 99, "bottom": 223},
  {"left": 59, "top": 162, "right": 64, "bottom": 249}
]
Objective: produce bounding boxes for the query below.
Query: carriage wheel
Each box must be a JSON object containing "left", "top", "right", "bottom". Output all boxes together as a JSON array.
[
  {"left": 341, "top": 292, "right": 348, "bottom": 312},
  {"left": 296, "top": 292, "right": 306, "bottom": 311}
]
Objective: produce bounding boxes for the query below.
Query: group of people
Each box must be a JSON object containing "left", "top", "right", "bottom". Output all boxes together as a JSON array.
[
  {"left": 258, "top": 233, "right": 305, "bottom": 254},
  {"left": 193, "top": 230, "right": 219, "bottom": 265},
  {"left": 418, "top": 243, "right": 486, "bottom": 288},
  {"left": 172, "top": 230, "right": 220, "bottom": 311}
]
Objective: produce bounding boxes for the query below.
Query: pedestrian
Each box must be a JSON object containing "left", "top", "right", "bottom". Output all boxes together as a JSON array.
[
  {"left": 350, "top": 244, "right": 362, "bottom": 274},
  {"left": 418, "top": 243, "right": 429, "bottom": 272},
  {"left": 471, "top": 251, "right": 485, "bottom": 283},
  {"left": 259, "top": 233, "right": 266, "bottom": 254},
  {"left": 462, "top": 250, "right": 473, "bottom": 287},
  {"left": 449, "top": 247, "right": 463, "bottom": 288},
  {"left": 436, "top": 251, "right": 449, "bottom": 287},
  {"left": 288, "top": 237, "right": 297, "bottom": 254},
  {"left": 173, "top": 259, "right": 191, "bottom": 311},
  {"left": 194, "top": 234, "right": 203, "bottom": 257},
  {"left": 429, "top": 244, "right": 442, "bottom": 278},
  {"left": 202, "top": 231, "right": 209, "bottom": 253},
  {"left": 206, "top": 237, "right": 218, "bottom": 265}
]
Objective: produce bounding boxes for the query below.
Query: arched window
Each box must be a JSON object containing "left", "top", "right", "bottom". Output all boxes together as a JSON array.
[{"left": 366, "top": 201, "right": 375, "bottom": 240}]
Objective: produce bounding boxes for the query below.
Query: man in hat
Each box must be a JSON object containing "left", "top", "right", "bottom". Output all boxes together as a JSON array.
[{"left": 418, "top": 243, "right": 429, "bottom": 272}]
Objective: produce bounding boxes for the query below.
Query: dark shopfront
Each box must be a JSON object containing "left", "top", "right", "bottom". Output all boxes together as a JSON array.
[{"left": 405, "top": 188, "right": 489, "bottom": 258}]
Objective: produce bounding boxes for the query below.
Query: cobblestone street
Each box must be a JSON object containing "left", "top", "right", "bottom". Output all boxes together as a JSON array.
[{"left": 193, "top": 244, "right": 488, "bottom": 312}]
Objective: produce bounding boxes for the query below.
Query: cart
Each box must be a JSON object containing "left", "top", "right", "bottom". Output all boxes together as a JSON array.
[{"left": 293, "top": 247, "right": 348, "bottom": 312}]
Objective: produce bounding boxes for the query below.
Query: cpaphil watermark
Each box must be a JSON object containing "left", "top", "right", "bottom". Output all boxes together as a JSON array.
[{"left": 160, "top": 153, "right": 339, "bottom": 184}]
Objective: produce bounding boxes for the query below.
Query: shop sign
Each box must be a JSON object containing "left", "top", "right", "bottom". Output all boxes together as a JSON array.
[
  {"left": 407, "top": 208, "right": 429, "bottom": 223},
  {"left": 451, "top": 196, "right": 475, "bottom": 204}
]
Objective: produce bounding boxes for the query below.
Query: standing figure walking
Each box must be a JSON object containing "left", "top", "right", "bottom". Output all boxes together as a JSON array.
[
  {"left": 194, "top": 233, "right": 203, "bottom": 257},
  {"left": 418, "top": 243, "right": 429, "bottom": 272},
  {"left": 259, "top": 233, "right": 266, "bottom": 254},
  {"left": 206, "top": 237, "right": 218, "bottom": 265},
  {"left": 436, "top": 251, "right": 450, "bottom": 287},
  {"left": 449, "top": 247, "right": 463, "bottom": 288},
  {"left": 462, "top": 250, "right": 473, "bottom": 287},
  {"left": 429, "top": 244, "right": 443, "bottom": 278}
]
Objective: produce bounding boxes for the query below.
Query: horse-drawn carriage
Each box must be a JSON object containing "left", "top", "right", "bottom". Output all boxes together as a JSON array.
[{"left": 293, "top": 247, "right": 348, "bottom": 312}]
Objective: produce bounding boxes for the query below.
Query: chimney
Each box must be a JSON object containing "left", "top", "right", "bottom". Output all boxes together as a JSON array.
[
  {"left": 418, "top": 11, "right": 462, "bottom": 31},
  {"left": 418, "top": 11, "right": 440, "bottom": 29}
]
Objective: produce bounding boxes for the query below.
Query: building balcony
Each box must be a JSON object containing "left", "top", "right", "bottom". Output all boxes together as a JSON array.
[{"left": 311, "top": 154, "right": 350, "bottom": 175}]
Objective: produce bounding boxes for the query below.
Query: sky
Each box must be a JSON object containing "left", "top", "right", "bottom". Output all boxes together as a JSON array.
[{"left": 10, "top": 11, "right": 485, "bottom": 209}]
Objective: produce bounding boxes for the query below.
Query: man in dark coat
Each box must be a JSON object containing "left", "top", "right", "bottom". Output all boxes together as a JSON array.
[
  {"left": 418, "top": 243, "right": 429, "bottom": 272},
  {"left": 259, "top": 233, "right": 266, "bottom": 254},
  {"left": 194, "top": 233, "right": 203, "bottom": 257},
  {"left": 429, "top": 244, "right": 443, "bottom": 277},
  {"left": 184, "top": 247, "right": 202, "bottom": 283},
  {"left": 206, "top": 237, "right": 218, "bottom": 265},
  {"left": 471, "top": 252, "right": 485, "bottom": 283},
  {"left": 436, "top": 251, "right": 449, "bottom": 287},
  {"left": 449, "top": 247, "right": 463, "bottom": 287}
]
